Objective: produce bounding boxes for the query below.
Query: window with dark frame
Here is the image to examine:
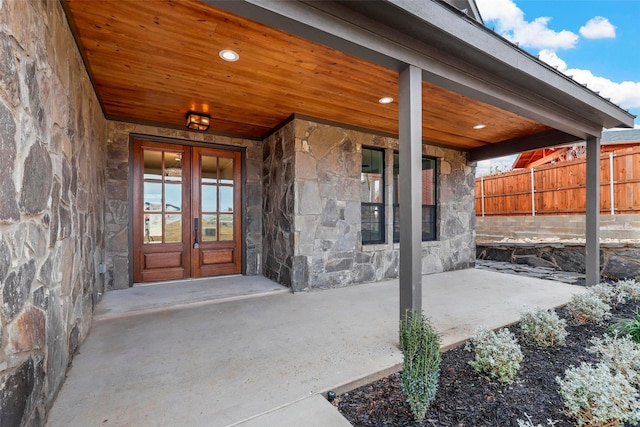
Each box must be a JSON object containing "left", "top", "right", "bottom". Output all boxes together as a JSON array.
[
  {"left": 393, "top": 153, "right": 437, "bottom": 242},
  {"left": 361, "top": 148, "right": 385, "bottom": 244}
]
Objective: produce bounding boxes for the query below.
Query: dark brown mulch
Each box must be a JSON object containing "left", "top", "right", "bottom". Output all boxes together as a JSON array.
[{"left": 335, "top": 302, "right": 640, "bottom": 427}]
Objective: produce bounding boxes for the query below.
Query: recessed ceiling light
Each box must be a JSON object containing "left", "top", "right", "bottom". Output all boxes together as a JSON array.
[
  {"left": 473, "top": 124, "right": 486, "bottom": 129},
  {"left": 378, "top": 97, "right": 394, "bottom": 104},
  {"left": 219, "top": 49, "right": 239, "bottom": 62}
]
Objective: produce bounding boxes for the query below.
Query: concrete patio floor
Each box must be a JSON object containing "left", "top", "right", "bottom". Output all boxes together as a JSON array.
[{"left": 46, "top": 268, "right": 585, "bottom": 427}]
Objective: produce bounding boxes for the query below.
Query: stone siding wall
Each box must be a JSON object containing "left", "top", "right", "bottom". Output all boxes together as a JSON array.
[
  {"left": 262, "top": 122, "right": 296, "bottom": 288},
  {"left": 477, "top": 242, "right": 640, "bottom": 280},
  {"left": 477, "top": 214, "right": 640, "bottom": 242},
  {"left": 0, "top": 1, "right": 107, "bottom": 425},
  {"left": 288, "top": 119, "right": 475, "bottom": 290},
  {"left": 105, "top": 123, "right": 263, "bottom": 289}
]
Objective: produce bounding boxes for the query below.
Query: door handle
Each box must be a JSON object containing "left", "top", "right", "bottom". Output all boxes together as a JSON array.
[{"left": 193, "top": 218, "right": 199, "bottom": 249}]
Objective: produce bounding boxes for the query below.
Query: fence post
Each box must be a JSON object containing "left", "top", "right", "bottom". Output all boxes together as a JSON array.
[
  {"left": 480, "top": 176, "right": 485, "bottom": 217},
  {"left": 530, "top": 168, "right": 535, "bottom": 216},
  {"left": 609, "top": 152, "right": 615, "bottom": 215}
]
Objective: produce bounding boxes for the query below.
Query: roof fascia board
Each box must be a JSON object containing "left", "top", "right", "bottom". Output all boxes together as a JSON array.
[
  {"left": 205, "top": 0, "right": 632, "bottom": 137},
  {"left": 384, "top": 0, "right": 634, "bottom": 127},
  {"left": 468, "top": 130, "right": 582, "bottom": 161},
  {"left": 440, "top": 0, "right": 484, "bottom": 23}
]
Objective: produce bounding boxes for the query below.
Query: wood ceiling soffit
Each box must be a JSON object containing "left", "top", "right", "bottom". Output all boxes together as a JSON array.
[{"left": 65, "top": 0, "right": 551, "bottom": 149}]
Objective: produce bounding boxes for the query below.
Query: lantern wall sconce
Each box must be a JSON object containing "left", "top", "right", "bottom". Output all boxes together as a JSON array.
[{"left": 186, "top": 112, "right": 210, "bottom": 131}]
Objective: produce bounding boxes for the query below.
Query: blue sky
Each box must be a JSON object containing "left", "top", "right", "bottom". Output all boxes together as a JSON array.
[{"left": 474, "top": 0, "right": 640, "bottom": 174}]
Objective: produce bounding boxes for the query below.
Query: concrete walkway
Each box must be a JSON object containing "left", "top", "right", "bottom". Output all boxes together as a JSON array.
[{"left": 46, "top": 269, "right": 585, "bottom": 427}]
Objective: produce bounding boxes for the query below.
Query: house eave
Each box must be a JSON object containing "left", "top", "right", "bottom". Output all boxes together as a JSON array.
[{"left": 208, "top": 0, "right": 633, "bottom": 142}]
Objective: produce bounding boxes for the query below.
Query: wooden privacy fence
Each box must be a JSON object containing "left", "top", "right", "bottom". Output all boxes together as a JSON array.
[{"left": 475, "top": 146, "right": 640, "bottom": 216}]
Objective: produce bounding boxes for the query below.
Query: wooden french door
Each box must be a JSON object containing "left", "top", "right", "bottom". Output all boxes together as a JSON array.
[{"left": 132, "top": 140, "right": 242, "bottom": 283}]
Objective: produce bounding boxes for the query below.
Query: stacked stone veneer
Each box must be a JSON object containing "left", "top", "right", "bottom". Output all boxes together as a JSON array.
[
  {"left": 0, "top": 1, "right": 107, "bottom": 425},
  {"left": 262, "top": 118, "right": 475, "bottom": 291},
  {"left": 105, "top": 122, "right": 263, "bottom": 289}
]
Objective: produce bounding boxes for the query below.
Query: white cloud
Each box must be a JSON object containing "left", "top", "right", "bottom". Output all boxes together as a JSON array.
[
  {"left": 476, "top": 0, "right": 578, "bottom": 49},
  {"left": 539, "top": 49, "right": 640, "bottom": 110},
  {"left": 580, "top": 16, "right": 616, "bottom": 39}
]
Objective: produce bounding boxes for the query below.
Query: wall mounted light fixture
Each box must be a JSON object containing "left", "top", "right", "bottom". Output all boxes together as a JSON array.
[{"left": 186, "top": 112, "right": 211, "bottom": 131}]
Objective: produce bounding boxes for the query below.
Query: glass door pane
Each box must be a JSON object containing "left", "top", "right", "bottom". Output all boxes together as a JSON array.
[
  {"left": 199, "top": 154, "right": 235, "bottom": 242},
  {"left": 142, "top": 148, "right": 183, "bottom": 244}
]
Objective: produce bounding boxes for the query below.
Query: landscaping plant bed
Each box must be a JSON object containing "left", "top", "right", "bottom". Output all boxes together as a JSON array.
[{"left": 335, "top": 301, "right": 640, "bottom": 426}]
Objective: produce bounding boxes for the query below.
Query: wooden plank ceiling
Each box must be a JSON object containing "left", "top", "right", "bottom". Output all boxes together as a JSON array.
[{"left": 63, "top": 0, "right": 551, "bottom": 149}]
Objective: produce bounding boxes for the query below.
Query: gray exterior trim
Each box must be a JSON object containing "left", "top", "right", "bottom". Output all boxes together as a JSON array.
[
  {"left": 468, "top": 130, "right": 581, "bottom": 162},
  {"left": 586, "top": 136, "right": 601, "bottom": 286},
  {"left": 399, "top": 65, "right": 423, "bottom": 318}
]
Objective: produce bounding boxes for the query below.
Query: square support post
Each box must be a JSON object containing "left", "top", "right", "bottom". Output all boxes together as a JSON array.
[
  {"left": 585, "top": 135, "right": 601, "bottom": 286},
  {"left": 399, "top": 64, "right": 422, "bottom": 319}
]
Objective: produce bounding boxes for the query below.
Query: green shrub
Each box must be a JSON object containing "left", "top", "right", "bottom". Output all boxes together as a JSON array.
[
  {"left": 587, "top": 334, "right": 640, "bottom": 386},
  {"left": 566, "top": 291, "right": 611, "bottom": 325},
  {"left": 466, "top": 328, "right": 523, "bottom": 384},
  {"left": 520, "top": 308, "right": 567, "bottom": 347},
  {"left": 609, "top": 307, "right": 640, "bottom": 344},
  {"left": 399, "top": 310, "right": 441, "bottom": 422},
  {"left": 557, "top": 362, "right": 640, "bottom": 427}
]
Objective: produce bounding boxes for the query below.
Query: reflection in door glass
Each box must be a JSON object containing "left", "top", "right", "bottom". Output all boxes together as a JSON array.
[
  {"left": 219, "top": 214, "right": 234, "bottom": 241},
  {"left": 144, "top": 214, "right": 163, "bottom": 243},
  {"left": 164, "top": 183, "right": 182, "bottom": 212},
  {"left": 164, "top": 214, "right": 182, "bottom": 243},
  {"left": 144, "top": 182, "right": 162, "bottom": 211},
  {"left": 201, "top": 185, "right": 217, "bottom": 212},
  {"left": 164, "top": 152, "right": 183, "bottom": 182},
  {"left": 219, "top": 157, "right": 234, "bottom": 184},
  {"left": 144, "top": 150, "right": 162, "bottom": 180},
  {"left": 201, "top": 155, "right": 217, "bottom": 183},
  {"left": 219, "top": 186, "right": 233, "bottom": 212},
  {"left": 201, "top": 214, "right": 217, "bottom": 241}
]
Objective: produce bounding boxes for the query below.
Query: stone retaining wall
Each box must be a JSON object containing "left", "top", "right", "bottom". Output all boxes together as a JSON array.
[
  {"left": 0, "top": 1, "right": 107, "bottom": 425},
  {"left": 477, "top": 242, "right": 640, "bottom": 280},
  {"left": 477, "top": 214, "right": 640, "bottom": 241}
]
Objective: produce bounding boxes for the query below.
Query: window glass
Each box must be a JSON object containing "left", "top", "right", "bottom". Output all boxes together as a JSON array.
[
  {"left": 361, "top": 148, "right": 385, "bottom": 244},
  {"left": 393, "top": 153, "right": 437, "bottom": 242}
]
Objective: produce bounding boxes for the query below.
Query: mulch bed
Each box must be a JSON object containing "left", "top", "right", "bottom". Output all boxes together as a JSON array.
[{"left": 335, "top": 301, "right": 640, "bottom": 426}]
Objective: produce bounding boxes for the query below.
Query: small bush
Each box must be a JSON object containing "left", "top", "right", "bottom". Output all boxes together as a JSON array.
[
  {"left": 520, "top": 308, "right": 567, "bottom": 347},
  {"left": 589, "top": 282, "right": 614, "bottom": 302},
  {"left": 587, "top": 335, "right": 640, "bottom": 386},
  {"left": 609, "top": 307, "right": 640, "bottom": 344},
  {"left": 566, "top": 291, "right": 611, "bottom": 325},
  {"left": 516, "top": 413, "right": 557, "bottom": 427},
  {"left": 617, "top": 278, "right": 640, "bottom": 302},
  {"left": 399, "top": 310, "right": 441, "bottom": 422},
  {"left": 590, "top": 282, "right": 628, "bottom": 307},
  {"left": 466, "top": 328, "right": 523, "bottom": 384},
  {"left": 557, "top": 362, "right": 640, "bottom": 427}
]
